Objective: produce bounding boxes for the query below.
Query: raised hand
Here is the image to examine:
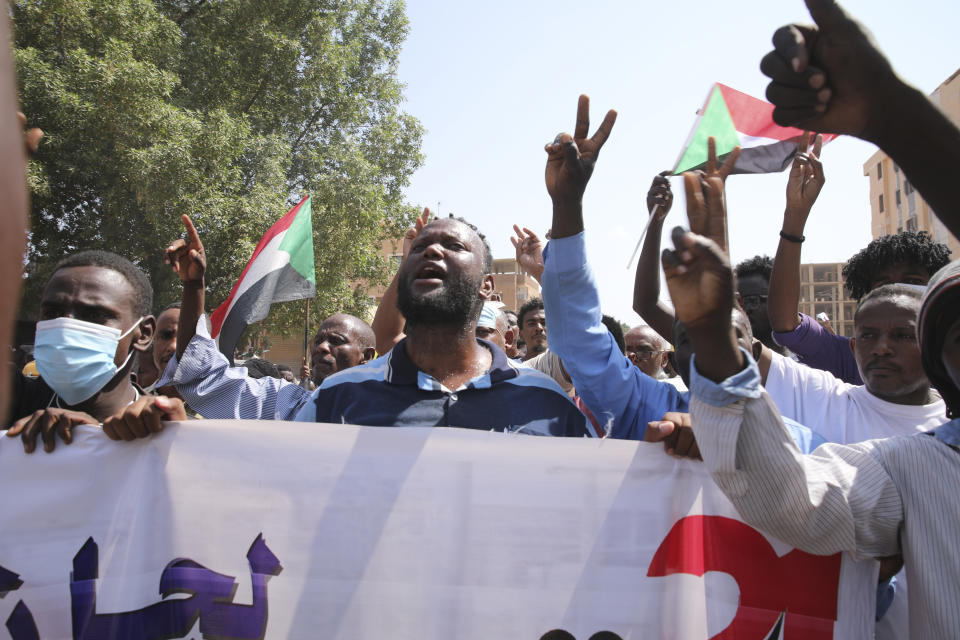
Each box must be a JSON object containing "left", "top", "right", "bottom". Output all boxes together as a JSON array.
[
  {"left": 661, "top": 227, "right": 734, "bottom": 332},
  {"left": 785, "top": 131, "right": 825, "bottom": 226},
  {"left": 705, "top": 137, "right": 741, "bottom": 183},
  {"left": 646, "top": 171, "right": 673, "bottom": 221},
  {"left": 164, "top": 214, "right": 206, "bottom": 286},
  {"left": 760, "top": 0, "right": 901, "bottom": 138},
  {"left": 7, "top": 408, "right": 98, "bottom": 453},
  {"left": 683, "top": 172, "right": 728, "bottom": 253},
  {"left": 102, "top": 395, "right": 187, "bottom": 441},
  {"left": 402, "top": 207, "right": 432, "bottom": 261},
  {"left": 510, "top": 224, "right": 545, "bottom": 282},
  {"left": 544, "top": 94, "right": 617, "bottom": 205}
]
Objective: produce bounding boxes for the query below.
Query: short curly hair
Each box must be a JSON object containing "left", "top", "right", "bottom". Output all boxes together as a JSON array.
[
  {"left": 518, "top": 297, "right": 544, "bottom": 329},
  {"left": 52, "top": 250, "right": 153, "bottom": 318},
  {"left": 735, "top": 255, "right": 774, "bottom": 282},
  {"left": 843, "top": 231, "right": 951, "bottom": 300}
]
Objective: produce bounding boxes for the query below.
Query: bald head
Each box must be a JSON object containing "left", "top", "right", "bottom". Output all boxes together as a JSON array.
[
  {"left": 625, "top": 325, "right": 669, "bottom": 378},
  {"left": 310, "top": 314, "right": 377, "bottom": 384}
]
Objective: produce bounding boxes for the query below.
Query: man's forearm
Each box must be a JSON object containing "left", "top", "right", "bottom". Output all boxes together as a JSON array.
[
  {"left": 687, "top": 324, "right": 745, "bottom": 382},
  {"left": 550, "top": 200, "right": 584, "bottom": 239},
  {"left": 176, "top": 282, "right": 204, "bottom": 360},
  {"left": 371, "top": 268, "right": 405, "bottom": 356},
  {"left": 633, "top": 217, "right": 676, "bottom": 341},
  {"left": 768, "top": 232, "right": 804, "bottom": 332},
  {"left": 869, "top": 84, "right": 960, "bottom": 237}
]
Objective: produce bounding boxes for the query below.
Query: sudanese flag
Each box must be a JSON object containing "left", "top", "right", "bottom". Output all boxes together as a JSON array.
[
  {"left": 210, "top": 196, "right": 316, "bottom": 363},
  {"left": 672, "top": 83, "right": 836, "bottom": 175}
]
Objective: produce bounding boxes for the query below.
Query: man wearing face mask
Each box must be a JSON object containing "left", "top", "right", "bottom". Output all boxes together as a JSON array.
[{"left": 6, "top": 250, "right": 185, "bottom": 451}]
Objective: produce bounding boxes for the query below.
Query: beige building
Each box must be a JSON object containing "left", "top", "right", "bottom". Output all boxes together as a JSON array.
[
  {"left": 798, "top": 262, "right": 857, "bottom": 338},
  {"left": 863, "top": 68, "right": 960, "bottom": 255}
]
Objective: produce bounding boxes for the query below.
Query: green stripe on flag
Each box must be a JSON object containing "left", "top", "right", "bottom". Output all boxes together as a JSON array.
[
  {"left": 278, "top": 196, "right": 316, "bottom": 284},
  {"left": 673, "top": 86, "right": 741, "bottom": 174}
]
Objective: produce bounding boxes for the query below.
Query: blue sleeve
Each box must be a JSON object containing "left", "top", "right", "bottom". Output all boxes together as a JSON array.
[
  {"left": 542, "top": 233, "right": 688, "bottom": 440},
  {"left": 159, "top": 315, "right": 313, "bottom": 421}
]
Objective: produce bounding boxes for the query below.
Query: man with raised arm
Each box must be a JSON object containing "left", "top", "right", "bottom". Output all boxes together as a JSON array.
[
  {"left": 156, "top": 215, "right": 376, "bottom": 420},
  {"left": 632, "top": 143, "right": 739, "bottom": 345},
  {"left": 768, "top": 135, "right": 950, "bottom": 384},
  {"left": 671, "top": 2, "right": 960, "bottom": 633}
]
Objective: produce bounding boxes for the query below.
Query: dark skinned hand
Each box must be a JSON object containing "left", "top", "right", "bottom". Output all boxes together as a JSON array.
[
  {"left": 102, "top": 395, "right": 186, "bottom": 441},
  {"left": 682, "top": 171, "right": 729, "bottom": 254},
  {"left": 164, "top": 214, "right": 206, "bottom": 287},
  {"left": 661, "top": 227, "right": 735, "bottom": 333},
  {"left": 785, "top": 131, "right": 825, "bottom": 222},
  {"left": 704, "top": 136, "right": 741, "bottom": 184},
  {"left": 760, "top": 0, "right": 902, "bottom": 139},
  {"left": 510, "top": 224, "right": 545, "bottom": 281},
  {"left": 644, "top": 412, "right": 702, "bottom": 460},
  {"left": 544, "top": 94, "right": 617, "bottom": 205},
  {"left": 646, "top": 172, "right": 673, "bottom": 222},
  {"left": 7, "top": 408, "right": 98, "bottom": 453}
]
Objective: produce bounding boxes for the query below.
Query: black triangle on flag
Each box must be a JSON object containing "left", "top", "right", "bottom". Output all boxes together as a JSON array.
[{"left": 763, "top": 611, "right": 787, "bottom": 640}]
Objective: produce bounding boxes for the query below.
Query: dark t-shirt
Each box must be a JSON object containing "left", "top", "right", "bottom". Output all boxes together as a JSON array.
[{"left": 6, "top": 369, "right": 54, "bottom": 426}]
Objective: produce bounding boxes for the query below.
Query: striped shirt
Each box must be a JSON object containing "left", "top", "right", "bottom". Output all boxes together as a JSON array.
[
  {"left": 690, "top": 354, "right": 960, "bottom": 639},
  {"left": 156, "top": 315, "right": 312, "bottom": 420},
  {"left": 294, "top": 337, "right": 596, "bottom": 437}
]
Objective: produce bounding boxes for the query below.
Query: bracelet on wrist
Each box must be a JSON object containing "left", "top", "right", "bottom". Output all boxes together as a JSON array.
[{"left": 779, "top": 230, "right": 805, "bottom": 243}]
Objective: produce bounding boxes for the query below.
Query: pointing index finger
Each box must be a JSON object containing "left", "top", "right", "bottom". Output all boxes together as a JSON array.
[{"left": 181, "top": 214, "right": 201, "bottom": 248}]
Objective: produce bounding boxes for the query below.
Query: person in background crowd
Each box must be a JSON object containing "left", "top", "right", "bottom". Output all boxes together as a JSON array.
[
  {"left": 502, "top": 309, "right": 521, "bottom": 360},
  {"left": 517, "top": 297, "right": 546, "bottom": 362},
  {"left": 157, "top": 215, "right": 376, "bottom": 420},
  {"left": 734, "top": 255, "right": 783, "bottom": 353},
  {"left": 276, "top": 364, "right": 296, "bottom": 384},
  {"left": 624, "top": 325, "right": 670, "bottom": 380},
  {"left": 474, "top": 301, "right": 514, "bottom": 351}
]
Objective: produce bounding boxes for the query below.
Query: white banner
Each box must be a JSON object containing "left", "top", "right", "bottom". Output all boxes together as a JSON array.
[{"left": 0, "top": 421, "right": 876, "bottom": 639}]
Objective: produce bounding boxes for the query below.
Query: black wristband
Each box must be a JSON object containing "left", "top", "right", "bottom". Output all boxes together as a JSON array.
[{"left": 779, "top": 230, "right": 805, "bottom": 243}]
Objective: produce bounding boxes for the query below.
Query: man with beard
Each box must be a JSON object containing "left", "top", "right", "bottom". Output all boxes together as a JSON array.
[
  {"left": 294, "top": 217, "right": 594, "bottom": 437},
  {"left": 153, "top": 215, "right": 376, "bottom": 420}
]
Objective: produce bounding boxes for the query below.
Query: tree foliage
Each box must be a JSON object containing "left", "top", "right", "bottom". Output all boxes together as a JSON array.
[{"left": 14, "top": 0, "right": 423, "bottom": 339}]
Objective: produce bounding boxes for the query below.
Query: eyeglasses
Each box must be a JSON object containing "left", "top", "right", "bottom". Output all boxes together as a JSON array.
[{"left": 627, "top": 349, "right": 666, "bottom": 361}]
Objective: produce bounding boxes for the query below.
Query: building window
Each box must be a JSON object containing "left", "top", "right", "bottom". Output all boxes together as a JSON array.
[
  {"left": 876, "top": 162, "right": 882, "bottom": 179},
  {"left": 904, "top": 180, "right": 914, "bottom": 195},
  {"left": 906, "top": 217, "right": 918, "bottom": 232},
  {"left": 895, "top": 190, "right": 901, "bottom": 206},
  {"left": 893, "top": 164, "right": 899, "bottom": 174},
  {"left": 879, "top": 194, "right": 884, "bottom": 212}
]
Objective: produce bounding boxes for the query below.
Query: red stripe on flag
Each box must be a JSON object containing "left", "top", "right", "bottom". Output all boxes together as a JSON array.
[
  {"left": 210, "top": 196, "right": 309, "bottom": 338},
  {"left": 716, "top": 84, "right": 837, "bottom": 143}
]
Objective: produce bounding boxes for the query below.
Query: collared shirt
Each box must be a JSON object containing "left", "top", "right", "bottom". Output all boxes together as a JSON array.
[
  {"left": 541, "top": 232, "right": 689, "bottom": 439},
  {"left": 294, "top": 337, "right": 596, "bottom": 437},
  {"left": 156, "top": 315, "right": 312, "bottom": 421},
  {"left": 690, "top": 353, "right": 960, "bottom": 638},
  {"left": 772, "top": 312, "right": 863, "bottom": 385}
]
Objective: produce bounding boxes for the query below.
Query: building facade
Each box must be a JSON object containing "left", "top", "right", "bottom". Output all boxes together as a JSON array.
[
  {"left": 863, "top": 68, "right": 960, "bottom": 255},
  {"left": 797, "top": 262, "right": 857, "bottom": 338}
]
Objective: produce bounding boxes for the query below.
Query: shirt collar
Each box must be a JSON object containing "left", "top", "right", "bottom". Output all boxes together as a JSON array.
[
  {"left": 930, "top": 418, "right": 960, "bottom": 448},
  {"left": 387, "top": 337, "right": 518, "bottom": 388}
]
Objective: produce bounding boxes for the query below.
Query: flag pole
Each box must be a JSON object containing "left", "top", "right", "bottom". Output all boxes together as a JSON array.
[
  {"left": 625, "top": 204, "right": 659, "bottom": 270},
  {"left": 300, "top": 300, "right": 311, "bottom": 389}
]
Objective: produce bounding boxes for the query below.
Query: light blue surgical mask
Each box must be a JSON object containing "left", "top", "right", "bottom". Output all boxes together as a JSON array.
[{"left": 34, "top": 316, "right": 142, "bottom": 405}]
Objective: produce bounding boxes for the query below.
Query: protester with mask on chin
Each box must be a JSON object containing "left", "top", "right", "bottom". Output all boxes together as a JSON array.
[{"left": 6, "top": 250, "right": 186, "bottom": 452}]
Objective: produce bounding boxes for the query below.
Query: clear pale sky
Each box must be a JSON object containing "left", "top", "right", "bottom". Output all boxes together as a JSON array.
[{"left": 397, "top": 0, "right": 959, "bottom": 324}]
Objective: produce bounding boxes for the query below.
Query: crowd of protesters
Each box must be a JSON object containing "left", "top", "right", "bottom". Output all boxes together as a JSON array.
[{"left": 3, "top": 0, "right": 960, "bottom": 637}]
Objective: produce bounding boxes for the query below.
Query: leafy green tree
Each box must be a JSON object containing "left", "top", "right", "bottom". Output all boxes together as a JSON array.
[{"left": 14, "top": 0, "right": 423, "bottom": 342}]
